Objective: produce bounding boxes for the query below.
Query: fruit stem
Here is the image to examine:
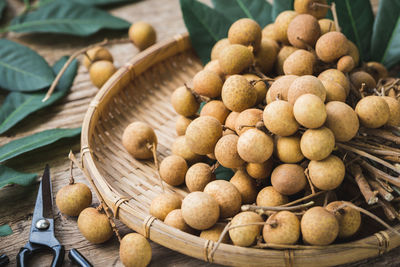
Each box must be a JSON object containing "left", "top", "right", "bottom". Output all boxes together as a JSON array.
[
  {"left": 280, "top": 191, "right": 326, "bottom": 207},
  {"left": 69, "top": 160, "right": 75, "bottom": 185},
  {"left": 348, "top": 163, "right": 378, "bottom": 205},
  {"left": 368, "top": 179, "right": 394, "bottom": 202},
  {"left": 358, "top": 159, "right": 400, "bottom": 188},
  {"left": 210, "top": 161, "right": 220, "bottom": 173},
  {"left": 241, "top": 201, "right": 314, "bottom": 214},
  {"left": 378, "top": 199, "right": 399, "bottom": 221},
  {"left": 359, "top": 128, "right": 400, "bottom": 145},
  {"left": 148, "top": 142, "right": 164, "bottom": 192},
  {"left": 304, "top": 168, "right": 316, "bottom": 195},
  {"left": 330, "top": 2, "right": 341, "bottom": 32}
]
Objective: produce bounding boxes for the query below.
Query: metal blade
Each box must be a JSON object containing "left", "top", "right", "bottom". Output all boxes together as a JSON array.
[{"left": 41, "top": 164, "right": 53, "bottom": 219}]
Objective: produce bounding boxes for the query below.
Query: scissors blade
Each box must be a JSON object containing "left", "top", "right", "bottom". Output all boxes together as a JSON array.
[{"left": 41, "top": 164, "right": 53, "bottom": 219}]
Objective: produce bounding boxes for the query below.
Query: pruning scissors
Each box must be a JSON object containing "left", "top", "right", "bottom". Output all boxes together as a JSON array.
[{"left": 17, "top": 165, "right": 92, "bottom": 267}]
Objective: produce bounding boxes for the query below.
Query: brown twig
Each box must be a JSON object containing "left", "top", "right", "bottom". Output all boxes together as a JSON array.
[
  {"left": 369, "top": 179, "right": 394, "bottom": 201},
  {"left": 241, "top": 201, "right": 314, "bottom": 214},
  {"left": 69, "top": 159, "right": 75, "bottom": 185},
  {"left": 304, "top": 168, "right": 315, "bottom": 194},
  {"left": 280, "top": 191, "right": 326, "bottom": 207},
  {"left": 359, "top": 160, "right": 400, "bottom": 187},
  {"left": 148, "top": 142, "right": 164, "bottom": 192},
  {"left": 378, "top": 199, "right": 398, "bottom": 221},
  {"left": 349, "top": 164, "right": 378, "bottom": 205},
  {"left": 375, "top": 178, "right": 394, "bottom": 193},
  {"left": 360, "top": 128, "right": 400, "bottom": 145},
  {"left": 330, "top": 2, "right": 341, "bottom": 32}
]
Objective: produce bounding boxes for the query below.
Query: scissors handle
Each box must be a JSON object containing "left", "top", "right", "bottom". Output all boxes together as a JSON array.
[
  {"left": 16, "top": 243, "right": 64, "bottom": 267},
  {"left": 68, "top": 249, "right": 93, "bottom": 267}
]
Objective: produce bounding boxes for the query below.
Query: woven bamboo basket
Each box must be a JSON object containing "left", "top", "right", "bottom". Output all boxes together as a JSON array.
[{"left": 80, "top": 33, "right": 400, "bottom": 266}]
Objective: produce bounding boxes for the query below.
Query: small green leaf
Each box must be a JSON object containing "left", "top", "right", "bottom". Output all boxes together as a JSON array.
[
  {"left": 0, "top": 224, "right": 13, "bottom": 236},
  {"left": 0, "top": 0, "right": 7, "bottom": 20},
  {"left": 71, "top": 0, "right": 137, "bottom": 6},
  {"left": 9, "top": 1, "right": 130, "bottom": 36},
  {"left": 0, "top": 39, "right": 54, "bottom": 92},
  {"left": 0, "top": 165, "right": 37, "bottom": 188},
  {"left": 212, "top": 0, "right": 272, "bottom": 27},
  {"left": 180, "top": 0, "right": 231, "bottom": 64},
  {"left": 272, "top": 0, "right": 293, "bottom": 20},
  {"left": 0, "top": 56, "right": 79, "bottom": 134},
  {"left": 0, "top": 127, "right": 81, "bottom": 162},
  {"left": 215, "top": 165, "right": 235, "bottom": 181}
]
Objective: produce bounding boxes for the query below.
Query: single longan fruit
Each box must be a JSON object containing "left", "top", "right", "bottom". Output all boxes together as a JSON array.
[
  {"left": 193, "top": 70, "right": 223, "bottom": 98},
  {"left": 230, "top": 170, "right": 258, "bottom": 204},
  {"left": 150, "top": 193, "right": 182, "bottom": 221},
  {"left": 301, "top": 207, "right": 339, "bottom": 245},
  {"left": 243, "top": 74, "right": 268, "bottom": 105},
  {"left": 326, "top": 201, "right": 361, "bottom": 239},
  {"left": 263, "top": 211, "right": 300, "bottom": 245},
  {"left": 56, "top": 183, "right": 92, "bottom": 216},
  {"left": 204, "top": 60, "right": 224, "bottom": 80},
  {"left": 294, "top": 0, "right": 328, "bottom": 19},
  {"left": 171, "top": 136, "right": 203, "bottom": 164},
  {"left": 287, "top": 14, "right": 321, "bottom": 49},
  {"left": 263, "top": 100, "right": 299, "bottom": 136},
  {"left": 200, "top": 100, "right": 230, "bottom": 124},
  {"left": 120, "top": 233, "right": 152, "bottom": 267},
  {"left": 319, "top": 19, "right": 336, "bottom": 35},
  {"left": 129, "top": 22, "right": 156, "bottom": 50},
  {"left": 225, "top": 111, "right": 240, "bottom": 131},
  {"left": 383, "top": 97, "right": 400, "bottom": 127},
  {"left": 83, "top": 46, "right": 113, "bottom": 69},
  {"left": 283, "top": 49, "right": 315, "bottom": 76},
  {"left": 219, "top": 44, "right": 254, "bottom": 75},
  {"left": 347, "top": 40, "right": 360, "bottom": 66},
  {"left": 246, "top": 158, "right": 274, "bottom": 180},
  {"left": 176, "top": 116, "right": 192, "bottom": 136},
  {"left": 366, "top": 61, "right": 389, "bottom": 82},
  {"left": 204, "top": 180, "right": 242, "bottom": 218},
  {"left": 185, "top": 116, "right": 222, "bottom": 155},
  {"left": 222, "top": 75, "right": 257, "bottom": 112},
  {"left": 171, "top": 86, "right": 199, "bottom": 117},
  {"left": 293, "top": 94, "right": 327, "bottom": 128},
  {"left": 237, "top": 129, "right": 274, "bottom": 163},
  {"left": 309, "top": 155, "right": 345, "bottom": 190},
  {"left": 185, "top": 163, "right": 214, "bottom": 192},
  {"left": 275, "top": 135, "right": 304, "bottom": 163},
  {"left": 325, "top": 101, "right": 359, "bottom": 142},
  {"left": 321, "top": 80, "right": 346, "bottom": 102},
  {"left": 211, "top": 38, "right": 230, "bottom": 61},
  {"left": 288, "top": 75, "right": 326, "bottom": 104},
  {"left": 229, "top": 212, "right": 263, "bottom": 247},
  {"left": 350, "top": 71, "right": 376, "bottom": 91},
  {"left": 355, "top": 96, "right": 390, "bottom": 128},
  {"left": 316, "top": 32, "right": 348, "bottom": 63},
  {"left": 337, "top": 55, "right": 355, "bottom": 73},
  {"left": 77, "top": 207, "right": 113, "bottom": 244},
  {"left": 159, "top": 155, "right": 187, "bottom": 186},
  {"left": 275, "top": 46, "right": 298, "bottom": 75},
  {"left": 181, "top": 192, "right": 220, "bottom": 230},
  {"left": 262, "top": 24, "right": 278, "bottom": 41},
  {"left": 200, "top": 224, "right": 230, "bottom": 243},
  {"left": 300, "top": 127, "right": 335, "bottom": 160},
  {"left": 269, "top": 75, "right": 298, "bottom": 102},
  {"left": 215, "top": 134, "right": 245, "bottom": 168},
  {"left": 235, "top": 108, "right": 263, "bottom": 135},
  {"left": 257, "top": 186, "right": 288, "bottom": 207},
  {"left": 164, "top": 209, "right": 195, "bottom": 234},
  {"left": 122, "top": 121, "right": 157, "bottom": 160},
  {"left": 318, "top": 69, "right": 350, "bottom": 96},
  {"left": 266, "top": 88, "right": 272, "bottom": 104},
  {"left": 228, "top": 18, "right": 262, "bottom": 51},
  {"left": 274, "top": 11, "right": 298, "bottom": 44},
  {"left": 255, "top": 38, "right": 279, "bottom": 74},
  {"left": 271, "top": 164, "right": 306, "bottom": 195},
  {"left": 89, "top": 60, "right": 117, "bottom": 88}
]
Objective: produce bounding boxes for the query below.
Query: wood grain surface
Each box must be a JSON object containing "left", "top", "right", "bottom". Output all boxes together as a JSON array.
[{"left": 1, "top": 0, "right": 397, "bottom": 266}]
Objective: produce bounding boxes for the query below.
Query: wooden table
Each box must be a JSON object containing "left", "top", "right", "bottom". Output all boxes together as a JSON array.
[{"left": 1, "top": 0, "right": 398, "bottom": 266}]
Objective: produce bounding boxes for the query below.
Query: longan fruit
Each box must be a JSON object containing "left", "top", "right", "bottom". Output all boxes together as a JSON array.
[
  {"left": 294, "top": 0, "right": 328, "bottom": 19},
  {"left": 219, "top": 44, "right": 254, "bottom": 75},
  {"left": 150, "top": 193, "right": 182, "bottom": 221},
  {"left": 243, "top": 74, "right": 268, "bottom": 105},
  {"left": 325, "top": 101, "right": 359, "bottom": 142},
  {"left": 171, "top": 86, "right": 199, "bottom": 117},
  {"left": 237, "top": 129, "right": 274, "bottom": 163},
  {"left": 200, "top": 223, "right": 230, "bottom": 244},
  {"left": 274, "top": 11, "right": 298, "bottom": 44},
  {"left": 383, "top": 96, "right": 400, "bottom": 127},
  {"left": 301, "top": 207, "right": 339, "bottom": 245},
  {"left": 256, "top": 186, "right": 288, "bottom": 207},
  {"left": 287, "top": 75, "right": 326, "bottom": 104},
  {"left": 228, "top": 18, "right": 262, "bottom": 51},
  {"left": 255, "top": 38, "right": 279, "bottom": 74},
  {"left": 193, "top": 70, "right": 223, "bottom": 98},
  {"left": 171, "top": 136, "right": 203, "bottom": 164},
  {"left": 271, "top": 164, "right": 306, "bottom": 195},
  {"left": 321, "top": 80, "right": 347, "bottom": 102},
  {"left": 175, "top": 116, "right": 192, "bottom": 136},
  {"left": 89, "top": 60, "right": 117, "bottom": 88},
  {"left": 300, "top": 127, "right": 335, "bottom": 160},
  {"left": 225, "top": 111, "right": 240, "bottom": 131},
  {"left": 315, "top": 32, "right": 348, "bottom": 63},
  {"left": 211, "top": 38, "right": 230, "bottom": 61},
  {"left": 246, "top": 158, "right": 274, "bottom": 180},
  {"left": 283, "top": 49, "right": 315, "bottom": 76},
  {"left": 214, "top": 134, "right": 245, "bottom": 168},
  {"left": 185, "top": 116, "right": 222, "bottom": 155},
  {"left": 204, "top": 180, "right": 242, "bottom": 218},
  {"left": 355, "top": 96, "right": 390, "bottom": 128},
  {"left": 181, "top": 192, "right": 220, "bottom": 230},
  {"left": 77, "top": 207, "right": 113, "bottom": 244},
  {"left": 230, "top": 170, "right": 258, "bottom": 204},
  {"left": 56, "top": 183, "right": 92, "bottom": 216},
  {"left": 266, "top": 88, "right": 272, "bottom": 104},
  {"left": 308, "top": 155, "right": 345, "bottom": 190},
  {"left": 159, "top": 155, "right": 187, "bottom": 186},
  {"left": 319, "top": 19, "right": 336, "bottom": 35},
  {"left": 120, "top": 233, "right": 152, "bottom": 267},
  {"left": 129, "top": 22, "right": 156, "bottom": 50},
  {"left": 204, "top": 60, "right": 224, "bottom": 80},
  {"left": 318, "top": 69, "right": 350, "bottom": 96},
  {"left": 262, "top": 24, "right": 278, "bottom": 41},
  {"left": 275, "top": 46, "right": 298, "bottom": 75},
  {"left": 234, "top": 108, "right": 263, "bottom": 135},
  {"left": 326, "top": 201, "right": 361, "bottom": 239},
  {"left": 337, "top": 55, "right": 355, "bottom": 73},
  {"left": 164, "top": 209, "right": 195, "bottom": 234},
  {"left": 229, "top": 212, "right": 263, "bottom": 247},
  {"left": 287, "top": 14, "right": 321, "bottom": 49},
  {"left": 263, "top": 100, "right": 299, "bottom": 136},
  {"left": 200, "top": 100, "right": 230, "bottom": 124},
  {"left": 293, "top": 93, "right": 327, "bottom": 128},
  {"left": 122, "top": 121, "right": 157, "bottom": 160},
  {"left": 185, "top": 163, "right": 214, "bottom": 192},
  {"left": 263, "top": 211, "right": 300, "bottom": 245},
  {"left": 275, "top": 135, "right": 304, "bottom": 163},
  {"left": 366, "top": 61, "right": 388, "bottom": 82},
  {"left": 221, "top": 75, "right": 257, "bottom": 112},
  {"left": 268, "top": 75, "right": 298, "bottom": 102},
  {"left": 349, "top": 71, "right": 376, "bottom": 91},
  {"left": 347, "top": 40, "right": 360, "bottom": 67},
  {"left": 83, "top": 46, "right": 113, "bottom": 69}
]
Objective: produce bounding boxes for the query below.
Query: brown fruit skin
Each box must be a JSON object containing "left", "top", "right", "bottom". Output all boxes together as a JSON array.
[
  {"left": 175, "top": 116, "right": 192, "bottom": 136},
  {"left": 383, "top": 97, "right": 400, "bottom": 127},
  {"left": 262, "top": 24, "right": 278, "bottom": 41},
  {"left": 366, "top": 61, "right": 388, "bottom": 82},
  {"left": 321, "top": 80, "right": 346, "bottom": 103},
  {"left": 219, "top": 44, "right": 254, "bottom": 75},
  {"left": 263, "top": 100, "right": 299, "bottom": 136},
  {"left": 283, "top": 49, "right": 315, "bottom": 76},
  {"left": 309, "top": 155, "right": 345, "bottom": 190},
  {"left": 274, "top": 11, "right": 298, "bottom": 44},
  {"left": 56, "top": 183, "right": 92, "bottom": 216},
  {"left": 171, "top": 86, "right": 200, "bottom": 117},
  {"left": 83, "top": 46, "right": 113, "bottom": 69},
  {"left": 122, "top": 121, "right": 157, "bottom": 160},
  {"left": 77, "top": 207, "right": 113, "bottom": 244},
  {"left": 275, "top": 46, "right": 298, "bottom": 75},
  {"left": 129, "top": 22, "right": 156, "bottom": 51},
  {"left": 230, "top": 170, "right": 258, "bottom": 204},
  {"left": 269, "top": 75, "right": 298, "bottom": 102},
  {"left": 200, "top": 224, "right": 230, "bottom": 244},
  {"left": 222, "top": 75, "right": 257, "bottom": 112},
  {"left": 237, "top": 129, "right": 274, "bottom": 163},
  {"left": 185, "top": 163, "right": 215, "bottom": 192},
  {"left": 211, "top": 38, "right": 230, "bottom": 61},
  {"left": 89, "top": 60, "right": 117, "bottom": 88},
  {"left": 347, "top": 40, "right": 360, "bottom": 66},
  {"left": 318, "top": 69, "right": 350, "bottom": 96},
  {"left": 275, "top": 135, "right": 304, "bottom": 163},
  {"left": 235, "top": 108, "right": 263, "bottom": 135},
  {"left": 300, "top": 127, "right": 335, "bottom": 160},
  {"left": 172, "top": 136, "right": 203, "bottom": 164},
  {"left": 293, "top": 94, "right": 327, "bottom": 129},
  {"left": 229, "top": 212, "right": 263, "bottom": 247},
  {"left": 159, "top": 155, "right": 187, "bottom": 186},
  {"left": 204, "top": 60, "right": 225, "bottom": 80},
  {"left": 228, "top": 18, "right": 262, "bottom": 51},
  {"left": 181, "top": 192, "right": 220, "bottom": 230},
  {"left": 255, "top": 38, "right": 279, "bottom": 74},
  {"left": 316, "top": 32, "right": 348, "bottom": 63},
  {"left": 120, "top": 233, "right": 152, "bottom": 267},
  {"left": 326, "top": 201, "right": 361, "bottom": 239},
  {"left": 294, "top": 0, "right": 328, "bottom": 19},
  {"left": 350, "top": 71, "right": 377, "bottom": 91},
  {"left": 246, "top": 159, "right": 274, "bottom": 180},
  {"left": 164, "top": 209, "right": 196, "bottom": 234},
  {"left": 337, "top": 55, "right": 355, "bottom": 73},
  {"left": 185, "top": 116, "right": 222, "bottom": 155},
  {"left": 243, "top": 74, "right": 268, "bottom": 105},
  {"left": 271, "top": 164, "right": 306, "bottom": 195},
  {"left": 287, "top": 14, "right": 321, "bottom": 49},
  {"left": 200, "top": 100, "right": 230, "bottom": 124},
  {"left": 150, "top": 193, "right": 182, "bottom": 221},
  {"left": 301, "top": 207, "right": 339, "bottom": 245},
  {"left": 263, "top": 211, "right": 300, "bottom": 245},
  {"left": 193, "top": 70, "right": 223, "bottom": 98},
  {"left": 319, "top": 19, "right": 336, "bottom": 35},
  {"left": 256, "top": 186, "right": 288, "bottom": 207},
  {"left": 325, "top": 101, "right": 359, "bottom": 142},
  {"left": 225, "top": 111, "right": 240, "bottom": 131},
  {"left": 287, "top": 75, "right": 326, "bottom": 104},
  {"left": 215, "top": 134, "right": 245, "bottom": 168},
  {"left": 355, "top": 96, "right": 390, "bottom": 128}
]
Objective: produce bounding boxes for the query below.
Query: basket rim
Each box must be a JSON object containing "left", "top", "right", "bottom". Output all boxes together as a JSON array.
[{"left": 80, "top": 33, "right": 400, "bottom": 266}]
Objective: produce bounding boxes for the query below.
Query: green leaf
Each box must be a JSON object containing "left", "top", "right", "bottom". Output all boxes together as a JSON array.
[
  {"left": 212, "top": 0, "right": 272, "bottom": 27},
  {"left": 0, "top": 56, "right": 79, "bottom": 134},
  {"left": 0, "top": 0, "right": 7, "bottom": 20},
  {"left": 71, "top": 0, "right": 137, "bottom": 6},
  {"left": 371, "top": 0, "right": 400, "bottom": 68},
  {"left": 0, "top": 127, "right": 81, "bottom": 162},
  {"left": 0, "top": 39, "right": 54, "bottom": 92},
  {"left": 215, "top": 165, "right": 235, "bottom": 181},
  {"left": 9, "top": 1, "right": 130, "bottom": 36},
  {"left": 0, "top": 165, "right": 37, "bottom": 188},
  {"left": 272, "top": 0, "right": 293, "bottom": 20},
  {"left": 180, "top": 0, "right": 231, "bottom": 64},
  {"left": 0, "top": 224, "right": 13, "bottom": 237}
]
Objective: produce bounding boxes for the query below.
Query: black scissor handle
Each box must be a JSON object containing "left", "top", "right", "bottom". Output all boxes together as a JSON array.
[
  {"left": 68, "top": 249, "right": 93, "bottom": 267},
  {"left": 16, "top": 243, "right": 64, "bottom": 267}
]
